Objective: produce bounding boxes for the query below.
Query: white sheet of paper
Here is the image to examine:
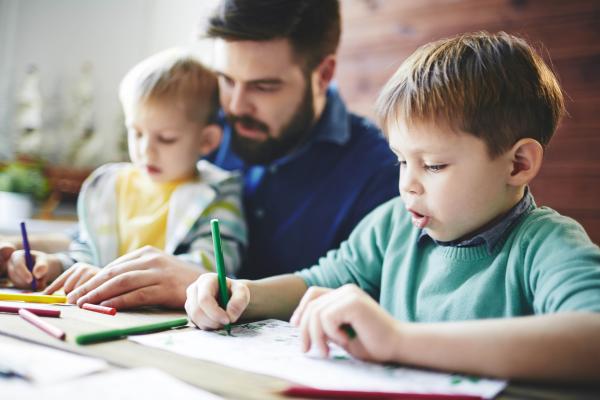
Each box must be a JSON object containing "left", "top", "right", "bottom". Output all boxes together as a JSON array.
[
  {"left": 0, "top": 367, "right": 224, "bottom": 399},
  {"left": 131, "top": 319, "right": 507, "bottom": 398},
  {"left": 0, "top": 338, "right": 108, "bottom": 384}
]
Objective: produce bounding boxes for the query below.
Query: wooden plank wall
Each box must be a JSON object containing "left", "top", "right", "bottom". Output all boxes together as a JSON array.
[{"left": 336, "top": 0, "right": 600, "bottom": 244}]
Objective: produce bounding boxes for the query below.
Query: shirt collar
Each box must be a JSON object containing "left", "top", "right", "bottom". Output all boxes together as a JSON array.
[
  {"left": 418, "top": 187, "right": 535, "bottom": 254},
  {"left": 311, "top": 85, "right": 351, "bottom": 145}
]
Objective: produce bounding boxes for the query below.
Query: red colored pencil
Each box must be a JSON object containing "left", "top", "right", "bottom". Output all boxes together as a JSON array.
[
  {"left": 283, "top": 386, "right": 483, "bottom": 400},
  {"left": 18, "top": 308, "right": 66, "bottom": 340},
  {"left": 81, "top": 303, "right": 117, "bottom": 316},
  {"left": 0, "top": 304, "right": 60, "bottom": 317}
]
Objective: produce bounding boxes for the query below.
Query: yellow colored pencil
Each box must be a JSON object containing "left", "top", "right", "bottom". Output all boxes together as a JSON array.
[{"left": 0, "top": 293, "right": 67, "bottom": 304}]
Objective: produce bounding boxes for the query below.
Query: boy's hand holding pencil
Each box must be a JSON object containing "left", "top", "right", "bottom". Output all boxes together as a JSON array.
[
  {"left": 185, "top": 219, "right": 250, "bottom": 332},
  {"left": 6, "top": 249, "right": 62, "bottom": 291},
  {"left": 185, "top": 268, "right": 250, "bottom": 330}
]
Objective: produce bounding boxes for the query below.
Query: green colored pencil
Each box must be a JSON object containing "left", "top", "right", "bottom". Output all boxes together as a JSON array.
[
  {"left": 211, "top": 219, "right": 231, "bottom": 335},
  {"left": 75, "top": 317, "right": 189, "bottom": 345}
]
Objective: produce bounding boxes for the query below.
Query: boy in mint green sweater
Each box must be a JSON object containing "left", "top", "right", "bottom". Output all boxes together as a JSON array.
[{"left": 185, "top": 32, "right": 600, "bottom": 381}]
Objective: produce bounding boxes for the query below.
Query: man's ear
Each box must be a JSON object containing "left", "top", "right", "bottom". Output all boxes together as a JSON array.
[
  {"left": 198, "top": 124, "right": 223, "bottom": 156},
  {"left": 312, "top": 55, "right": 336, "bottom": 96},
  {"left": 506, "top": 138, "right": 544, "bottom": 186}
]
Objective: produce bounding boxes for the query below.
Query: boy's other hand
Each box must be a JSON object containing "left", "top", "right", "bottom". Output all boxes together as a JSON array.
[
  {"left": 0, "top": 242, "right": 16, "bottom": 277},
  {"left": 6, "top": 250, "right": 61, "bottom": 290},
  {"left": 44, "top": 262, "right": 100, "bottom": 295},
  {"left": 66, "top": 246, "right": 201, "bottom": 309},
  {"left": 292, "top": 284, "right": 404, "bottom": 363},
  {"left": 185, "top": 273, "right": 250, "bottom": 330}
]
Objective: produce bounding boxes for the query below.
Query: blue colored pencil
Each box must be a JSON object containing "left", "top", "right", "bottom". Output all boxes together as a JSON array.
[{"left": 20, "top": 221, "right": 37, "bottom": 291}]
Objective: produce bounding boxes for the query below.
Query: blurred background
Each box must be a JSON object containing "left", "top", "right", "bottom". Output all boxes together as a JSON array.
[{"left": 0, "top": 0, "right": 598, "bottom": 243}]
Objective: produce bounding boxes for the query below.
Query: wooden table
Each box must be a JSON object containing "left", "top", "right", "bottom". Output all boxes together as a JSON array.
[{"left": 1, "top": 302, "right": 598, "bottom": 400}]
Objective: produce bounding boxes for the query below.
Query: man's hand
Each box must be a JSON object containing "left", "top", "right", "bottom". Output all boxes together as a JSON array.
[
  {"left": 66, "top": 246, "right": 203, "bottom": 309},
  {"left": 44, "top": 262, "right": 101, "bottom": 294}
]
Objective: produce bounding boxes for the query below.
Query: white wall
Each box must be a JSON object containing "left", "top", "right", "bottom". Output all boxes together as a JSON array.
[{"left": 0, "top": 0, "right": 218, "bottom": 164}]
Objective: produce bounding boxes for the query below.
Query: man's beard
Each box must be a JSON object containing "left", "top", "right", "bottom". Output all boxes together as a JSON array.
[{"left": 227, "top": 84, "right": 315, "bottom": 165}]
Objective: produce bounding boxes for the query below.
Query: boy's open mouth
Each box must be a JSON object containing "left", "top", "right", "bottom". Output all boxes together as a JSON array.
[{"left": 408, "top": 209, "right": 430, "bottom": 229}]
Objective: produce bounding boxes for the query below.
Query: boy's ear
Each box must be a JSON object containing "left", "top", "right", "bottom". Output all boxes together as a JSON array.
[
  {"left": 312, "top": 55, "right": 336, "bottom": 96},
  {"left": 506, "top": 138, "right": 544, "bottom": 186},
  {"left": 198, "top": 124, "right": 223, "bottom": 156}
]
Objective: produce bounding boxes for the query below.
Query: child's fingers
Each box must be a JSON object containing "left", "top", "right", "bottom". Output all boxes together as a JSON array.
[
  {"left": 307, "top": 306, "right": 330, "bottom": 357},
  {"left": 290, "top": 286, "right": 330, "bottom": 326},
  {"left": 185, "top": 283, "right": 201, "bottom": 325},
  {"left": 32, "top": 258, "right": 49, "bottom": 280},
  {"left": 43, "top": 270, "right": 71, "bottom": 294},
  {"left": 7, "top": 252, "right": 33, "bottom": 286},
  {"left": 0, "top": 242, "right": 16, "bottom": 262},
  {"left": 186, "top": 274, "right": 229, "bottom": 329},
  {"left": 320, "top": 304, "right": 353, "bottom": 348},
  {"left": 298, "top": 295, "right": 328, "bottom": 353},
  {"left": 185, "top": 281, "right": 221, "bottom": 329},
  {"left": 12, "top": 266, "right": 33, "bottom": 286},
  {"left": 197, "top": 289, "right": 230, "bottom": 327},
  {"left": 226, "top": 279, "right": 250, "bottom": 323}
]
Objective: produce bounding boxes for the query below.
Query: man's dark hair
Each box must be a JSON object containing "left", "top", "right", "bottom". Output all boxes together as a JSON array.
[{"left": 206, "top": 0, "right": 340, "bottom": 70}]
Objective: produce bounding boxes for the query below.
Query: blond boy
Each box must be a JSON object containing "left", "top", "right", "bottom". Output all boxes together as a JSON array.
[{"left": 8, "top": 49, "right": 246, "bottom": 308}]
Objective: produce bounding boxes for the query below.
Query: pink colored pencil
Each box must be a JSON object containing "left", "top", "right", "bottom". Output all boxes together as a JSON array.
[
  {"left": 81, "top": 303, "right": 117, "bottom": 316},
  {"left": 0, "top": 304, "right": 61, "bottom": 317},
  {"left": 18, "top": 308, "right": 66, "bottom": 340}
]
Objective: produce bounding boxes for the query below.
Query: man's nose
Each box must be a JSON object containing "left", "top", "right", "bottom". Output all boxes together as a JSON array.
[{"left": 228, "top": 85, "right": 253, "bottom": 116}]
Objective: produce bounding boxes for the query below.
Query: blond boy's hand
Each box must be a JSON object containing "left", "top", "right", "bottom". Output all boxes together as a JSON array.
[
  {"left": 0, "top": 242, "right": 16, "bottom": 277},
  {"left": 291, "top": 284, "right": 404, "bottom": 363},
  {"left": 44, "top": 263, "right": 100, "bottom": 295},
  {"left": 185, "top": 273, "right": 250, "bottom": 330},
  {"left": 7, "top": 250, "right": 62, "bottom": 290}
]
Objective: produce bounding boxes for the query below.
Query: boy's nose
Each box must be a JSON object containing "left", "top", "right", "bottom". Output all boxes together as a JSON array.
[
  {"left": 399, "top": 168, "right": 423, "bottom": 196},
  {"left": 139, "top": 136, "right": 157, "bottom": 158}
]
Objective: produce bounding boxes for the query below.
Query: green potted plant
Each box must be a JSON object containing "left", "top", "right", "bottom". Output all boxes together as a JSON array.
[{"left": 0, "top": 161, "right": 50, "bottom": 225}]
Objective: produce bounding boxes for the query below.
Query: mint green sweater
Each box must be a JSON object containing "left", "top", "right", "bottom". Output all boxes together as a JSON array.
[{"left": 298, "top": 197, "right": 600, "bottom": 321}]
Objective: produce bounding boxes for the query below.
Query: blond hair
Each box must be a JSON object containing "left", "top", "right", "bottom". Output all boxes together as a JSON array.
[
  {"left": 119, "top": 48, "right": 219, "bottom": 125},
  {"left": 376, "top": 31, "right": 566, "bottom": 157}
]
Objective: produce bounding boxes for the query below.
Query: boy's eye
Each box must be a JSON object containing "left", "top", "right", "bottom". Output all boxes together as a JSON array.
[
  {"left": 396, "top": 160, "right": 407, "bottom": 167},
  {"left": 158, "top": 137, "right": 178, "bottom": 144},
  {"left": 425, "top": 164, "right": 447, "bottom": 172}
]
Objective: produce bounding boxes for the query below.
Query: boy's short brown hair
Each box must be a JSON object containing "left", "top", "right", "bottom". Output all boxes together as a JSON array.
[
  {"left": 119, "top": 48, "right": 219, "bottom": 126},
  {"left": 376, "top": 31, "right": 566, "bottom": 157}
]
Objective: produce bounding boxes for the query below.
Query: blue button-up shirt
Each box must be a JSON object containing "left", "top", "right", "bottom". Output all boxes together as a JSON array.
[{"left": 209, "top": 88, "right": 399, "bottom": 278}]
